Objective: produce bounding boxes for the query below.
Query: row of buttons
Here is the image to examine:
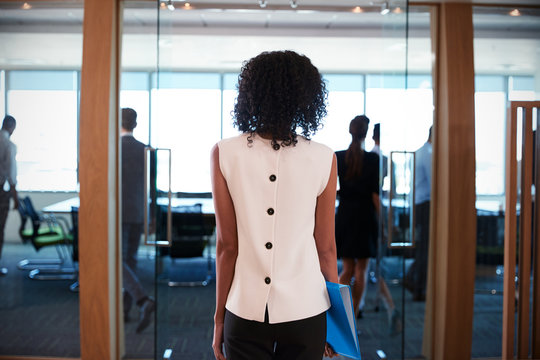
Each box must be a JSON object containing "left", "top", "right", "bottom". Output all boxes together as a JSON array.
[
  {"left": 264, "top": 242, "right": 272, "bottom": 284},
  {"left": 267, "top": 173, "right": 277, "bottom": 216},
  {"left": 265, "top": 169, "right": 277, "bottom": 285}
]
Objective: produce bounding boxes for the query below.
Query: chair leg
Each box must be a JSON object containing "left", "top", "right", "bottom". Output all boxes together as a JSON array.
[
  {"left": 18, "top": 258, "right": 64, "bottom": 270},
  {"left": 70, "top": 279, "right": 80, "bottom": 292},
  {"left": 28, "top": 267, "right": 77, "bottom": 280}
]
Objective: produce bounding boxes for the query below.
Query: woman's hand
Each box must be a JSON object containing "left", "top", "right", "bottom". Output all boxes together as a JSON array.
[
  {"left": 212, "top": 322, "right": 226, "bottom": 360},
  {"left": 324, "top": 342, "right": 337, "bottom": 358}
]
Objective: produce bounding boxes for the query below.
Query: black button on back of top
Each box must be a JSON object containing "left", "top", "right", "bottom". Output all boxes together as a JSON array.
[
  {"left": 273, "top": 143, "right": 280, "bottom": 151},
  {"left": 267, "top": 208, "right": 274, "bottom": 215},
  {"left": 265, "top": 277, "right": 271, "bottom": 284},
  {"left": 265, "top": 242, "right": 273, "bottom": 249},
  {"left": 269, "top": 174, "right": 276, "bottom": 182}
]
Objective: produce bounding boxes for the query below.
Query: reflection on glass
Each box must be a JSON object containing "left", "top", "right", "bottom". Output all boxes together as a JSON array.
[
  {"left": 388, "top": 151, "right": 415, "bottom": 248},
  {"left": 472, "top": 5, "right": 540, "bottom": 359},
  {"left": 151, "top": 73, "right": 221, "bottom": 193},
  {"left": 0, "top": 3, "right": 82, "bottom": 357},
  {"left": 121, "top": 72, "right": 151, "bottom": 144},
  {"left": 8, "top": 71, "right": 79, "bottom": 191}
]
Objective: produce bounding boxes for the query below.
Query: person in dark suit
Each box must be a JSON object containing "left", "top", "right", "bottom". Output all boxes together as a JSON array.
[
  {"left": 404, "top": 126, "right": 432, "bottom": 301},
  {"left": 121, "top": 107, "right": 155, "bottom": 333}
]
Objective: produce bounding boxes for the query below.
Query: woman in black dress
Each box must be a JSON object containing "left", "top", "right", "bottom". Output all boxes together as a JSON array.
[{"left": 335, "top": 115, "right": 379, "bottom": 316}]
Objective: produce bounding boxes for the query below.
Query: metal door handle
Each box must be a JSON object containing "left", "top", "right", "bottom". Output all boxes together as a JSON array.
[
  {"left": 387, "top": 151, "right": 416, "bottom": 248},
  {"left": 144, "top": 147, "right": 172, "bottom": 247}
]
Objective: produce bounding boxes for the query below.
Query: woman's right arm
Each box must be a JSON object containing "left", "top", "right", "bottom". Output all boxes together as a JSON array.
[{"left": 210, "top": 144, "right": 239, "bottom": 360}]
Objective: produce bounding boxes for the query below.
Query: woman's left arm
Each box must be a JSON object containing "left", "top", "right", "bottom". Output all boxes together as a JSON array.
[{"left": 314, "top": 153, "right": 338, "bottom": 283}]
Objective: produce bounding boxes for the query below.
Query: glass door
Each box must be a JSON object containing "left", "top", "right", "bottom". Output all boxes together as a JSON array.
[
  {"left": 373, "top": 3, "right": 434, "bottom": 359},
  {"left": 120, "top": 1, "right": 158, "bottom": 358},
  {"left": 150, "top": 1, "right": 432, "bottom": 359}
]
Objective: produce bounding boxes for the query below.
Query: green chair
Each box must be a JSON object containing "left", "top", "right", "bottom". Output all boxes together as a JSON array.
[{"left": 17, "top": 196, "right": 77, "bottom": 280}]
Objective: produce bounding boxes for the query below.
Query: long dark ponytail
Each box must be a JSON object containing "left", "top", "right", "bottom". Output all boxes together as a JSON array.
[{"left": 344, "top": 115, "right": 370, "bottom": 180}]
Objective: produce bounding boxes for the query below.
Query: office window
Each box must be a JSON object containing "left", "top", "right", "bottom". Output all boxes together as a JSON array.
[
  {"left": 7, "top": 71, "right": 79, "bottom": 191},
  {"left": 312, "top": 74, "right": 365, "bottom": 152},
  {"left": 151, "top": 72, "right": 221, "bottom": 192},
  {"left": 366, "top": 74, "right": 433, "bottom": 153},
  {"left": 120, "top": 72, "right": 150, "bottom": 144},
  {"left": 222, "top": 73, "right": 241, "bottom": 140},
  {"left": 509, "top": 76, "right": 535, "bottom": 101},
  {"left": 0, "top": 71, "right": 5, "bottom": 120},
  {"left": 475, "top": 75, "right": 506, "bottom": 196}
]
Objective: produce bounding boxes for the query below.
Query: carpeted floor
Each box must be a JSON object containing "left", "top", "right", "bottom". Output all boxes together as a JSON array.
[{"left": 0, "top": 242, "right": 506, "bottom": 359}]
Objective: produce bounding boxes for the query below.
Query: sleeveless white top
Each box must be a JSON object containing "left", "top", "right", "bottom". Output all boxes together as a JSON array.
[{"left": 218, "top": 133, "right": 333, "bottom": 324}]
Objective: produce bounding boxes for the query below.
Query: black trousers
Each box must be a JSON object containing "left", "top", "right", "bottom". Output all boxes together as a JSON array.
[
  {"left": 224, "top": 309, "right": 327, "bottom": 360},
  {"left": 0, "top": 190, "right": 10, "bottom": 260}
]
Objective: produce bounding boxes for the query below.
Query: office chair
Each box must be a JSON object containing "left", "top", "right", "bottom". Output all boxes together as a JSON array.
[
  {"left": 69, "top": 206, "right": 79, "bottom": 292},
  {"left": 17, "top": 196, "right": 77, "bottom": 280},
  {"left": 159, "top": 203, "right": 215, "bottom": 287}
]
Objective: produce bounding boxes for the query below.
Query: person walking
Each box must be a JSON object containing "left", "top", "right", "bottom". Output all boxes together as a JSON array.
[
  {"left": 405, "top": 126, "right": 432, "bottom": 302},
  {"left": 211, "top": 50, "right": 338, "bottom": 360},
  {"left": 335, "top": 115, "right": 379, "bottom": 318},
  {"left": 0, "top": 115, "right": 19, "bottom": 276},
  {"left": 121, "top": 107, "right": 155, "bottom": 333}
]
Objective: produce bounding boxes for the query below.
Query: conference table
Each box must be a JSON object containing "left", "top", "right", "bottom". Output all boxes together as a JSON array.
[{"left": 42, "top": 196, "right": 215, "bottom": 214}]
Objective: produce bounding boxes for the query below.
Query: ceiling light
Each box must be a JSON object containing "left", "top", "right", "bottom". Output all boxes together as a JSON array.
[
  {"left": 160, "top": 2, "right": 167, "bottom": 9},
  {"left": 21, "top": 2, "right": 32, "bottom": 10},
  {"left": 352, "top": 6, "right": 363, "bottom": 13},
  {"left": 509, "top": 9, "right": 521, "bottom": 16},
  {"left": 289, "top": 0, "right": 298, "bottom": 8},
  {"left": 380, "top": 2, "right": 390, "bottom": 15},
  {"left": 184, "top": 2, "right": 192, "bottom": 9},
  {"left": 259, "top": 0, "right": 267, "bottom": 8},
  {"left": 167, "top": 0, "right": 175, "bottom": 11},
  {"left": 393, "top": 7, "right": 403, "bottom": 14}
]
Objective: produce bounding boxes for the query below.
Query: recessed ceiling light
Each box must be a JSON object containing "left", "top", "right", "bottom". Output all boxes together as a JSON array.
[
  {"left": 393, "top": 7, "right": 403, "bottom": 14},
  {"left": 352, "top": 6, "right": 363, "bottom": 13},
  {"left": 184, "top": 2, "right": 192, "bottom": 8},
  {"left": 509, "top": 9, "right": 521, "bottom": 16},
  {"left": 21, "top": 2, "right": 32, "bottom": 10}
]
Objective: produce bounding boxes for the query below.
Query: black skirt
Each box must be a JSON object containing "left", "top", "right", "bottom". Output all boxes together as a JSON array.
[{"left": 335, "top": 200, "right": 378, "bottom": 259}]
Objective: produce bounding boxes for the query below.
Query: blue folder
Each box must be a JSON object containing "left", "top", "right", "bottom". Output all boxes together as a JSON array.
[{"left": 326, "top": 281, "right": 361, "bottom": 359}]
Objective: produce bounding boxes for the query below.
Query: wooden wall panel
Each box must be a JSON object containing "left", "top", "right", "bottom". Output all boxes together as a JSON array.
[
  {"left": 428, "top": 3, "right": 477, "bottom": 359},
  {"left": 78, "top": 0, "right": 121, "bottom": 359}
]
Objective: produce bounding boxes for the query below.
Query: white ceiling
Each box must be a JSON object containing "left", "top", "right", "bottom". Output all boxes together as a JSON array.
[{"left": 0, "top": 1, "right": 539, "bottom": 75}]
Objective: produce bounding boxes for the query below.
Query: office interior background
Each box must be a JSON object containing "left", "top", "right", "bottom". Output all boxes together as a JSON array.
[{"left": 0, "top": 0, "right": 539, "bottom": 359}]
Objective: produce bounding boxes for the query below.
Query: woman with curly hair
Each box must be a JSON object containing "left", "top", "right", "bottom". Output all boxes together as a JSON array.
[{"left": 210, "top": 50, "right": 338, "bottom": 359}]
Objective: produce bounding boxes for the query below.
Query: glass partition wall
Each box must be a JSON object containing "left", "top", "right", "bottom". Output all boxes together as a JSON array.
[
  {"left": 151, "top": 1, "right": 429, "bottom": 359},
  {"left": 120, "top": 2, "right": 158, "bottom": 358},
  {"left": 471, "top": 6, "right": 540, "bottom": 359},
  {"left": 0, "top": 1, "right": 82, "bottom": 357}
]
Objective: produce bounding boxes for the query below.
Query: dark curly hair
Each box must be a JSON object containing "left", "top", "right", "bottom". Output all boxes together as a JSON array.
[{"left": 233, "top": 50, "right": 328, "bottom": 147}]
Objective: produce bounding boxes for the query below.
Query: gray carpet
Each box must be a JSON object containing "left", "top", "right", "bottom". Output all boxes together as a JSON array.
[{"left": 0, "top": 243, "right": 507, "bottom": 359}]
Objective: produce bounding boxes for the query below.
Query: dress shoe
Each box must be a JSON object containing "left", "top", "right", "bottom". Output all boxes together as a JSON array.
[
  {"left": 0, "top": 267, "right": 7, "bottom": 276},
  {"left": 136, "top": 297, "right": 155, "bottom": 333}
]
